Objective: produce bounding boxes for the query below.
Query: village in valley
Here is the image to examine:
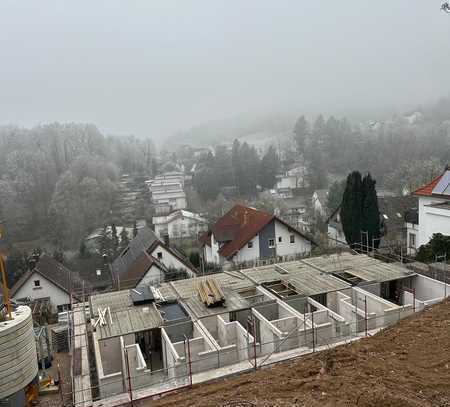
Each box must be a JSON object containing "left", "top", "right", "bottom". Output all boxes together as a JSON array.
[{"left": 3, "top": 110, "right": 450, "bottom": 407}]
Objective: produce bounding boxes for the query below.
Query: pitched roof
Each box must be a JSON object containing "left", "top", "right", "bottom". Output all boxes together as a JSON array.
[
  {"left": 10, "top": 254, "right": 85, "bottom": 298},
  {"left": 112, "top": 227, "right": 161, "bottom": 276},
  {"left": 413, "top": 171, "right": 446, "bottom": 197},
  {"left": 113, "top": 226, "right": 197, "bottom": 277},
  {"left": 119, "top": 252, "right": 165, "bottom": 289},
  {"left": 205, "top": 204, "right": 315, "bottom": 259}
]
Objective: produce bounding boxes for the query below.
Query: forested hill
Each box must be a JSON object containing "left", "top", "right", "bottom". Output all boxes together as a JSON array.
[
  {"left": 165, "top": 112, "right": 295, "bottom": 148},
  {"left": 0, "top": 123, "right": 156, "bottom": 247}
]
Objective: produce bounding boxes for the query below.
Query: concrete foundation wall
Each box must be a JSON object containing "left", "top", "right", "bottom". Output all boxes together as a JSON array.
[
  {"left": 93, "top": 332, "right": 124, "bottom": 399},
  {"left": 412, "top": 274, "right": 450, "bottom": 303}
]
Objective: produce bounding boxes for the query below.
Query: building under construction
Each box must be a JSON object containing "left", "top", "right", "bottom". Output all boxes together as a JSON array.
[{"left": 69, "top": 252, "right": 450, "bottom": 407}]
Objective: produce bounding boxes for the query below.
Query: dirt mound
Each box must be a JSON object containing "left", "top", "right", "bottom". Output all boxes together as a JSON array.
[{"left": 145, "top": 299, "right": 450, "bottom": 407}]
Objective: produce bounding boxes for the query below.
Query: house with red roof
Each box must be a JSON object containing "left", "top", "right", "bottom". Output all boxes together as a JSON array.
[
  {"left": 411, "top": 166, "right": 450, "bottom": 253},
  {"left": 199, "top": 204, "right": 315, "bottom": 266}
]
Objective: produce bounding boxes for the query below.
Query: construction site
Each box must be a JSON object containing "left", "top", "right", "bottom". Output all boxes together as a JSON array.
[{"left": 62, "top": 251, "right": 450, "bottom": 407}]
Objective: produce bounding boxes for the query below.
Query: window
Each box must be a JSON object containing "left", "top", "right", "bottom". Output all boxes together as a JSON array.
[
  {"left": 278, "top": 236, "right": 282, "bottom": 243},
  {"left": 34, "top": 280, "right": 40, "bottom": 288},
  {"left": 268, "top": 239, "right": 275, "bottom": 248},
  {"left": 248, "top": 241, "right": 253, "bottom": 249},
  {"left": 290, "top": 235, "right": 295, "bottom": 244},
  {"left": 157, "top": 252, "right": 163, "bottom": 259},
  {"left": 409, "top": 233, "right": 416, "bottom": 248}
]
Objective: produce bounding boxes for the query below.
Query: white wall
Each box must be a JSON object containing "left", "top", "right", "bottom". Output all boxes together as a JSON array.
[
  {"left": 274, "top": 220, "right": 311, "bottom": 257},
  {"left": 12, "top": 272, "right": 70, "bottom": 311},
  {"left": 406, "top": 222, "right": 419, "bottom": 255},
  {"left": 327, "top": 225, "right": 346, "bottom": 247},
  {"left": 418, "top": 196, "right": 450, "bottom": 247},
  {"left": 235, "top": 235, "right": 260, "bottom": 263},
  {"left": 209, "top": 233, "right": 226, "bottom": 265},
  {"left": 168, "top": 217, "right": 207, "bottom": 239},
  {"left": 203, "top": 244, "right": 214, "bottom": 264},
  {"left": 138, "top": 264, "right": 165, "bottom": 287},
  {"left": 149, "top": 243, "right": 195, "bottom": 277}
]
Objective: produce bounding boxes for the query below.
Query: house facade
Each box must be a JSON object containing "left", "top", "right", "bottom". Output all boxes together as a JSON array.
[
  {"left": 10, "top": 255, "right": 84, "bottom": 313},
  {"left": 153, "top": 210, "right": 207, "bottom": 239},
  {"left": 146, "top": 172, "right": 187, "bottom": 214},
  {"left": 411, "top": 168, "right": 450, "bottom": 253},
  {"left": 112, "top": 227, "right": 197, "bottom": 288},
  {"left": 200, "top": 205, "right": 314, "bottom": 266}
]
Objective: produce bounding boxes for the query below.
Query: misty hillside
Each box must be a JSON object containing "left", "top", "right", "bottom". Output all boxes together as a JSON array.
[{"left": 166, "top": 112, "right": 296, "bottom": 148}]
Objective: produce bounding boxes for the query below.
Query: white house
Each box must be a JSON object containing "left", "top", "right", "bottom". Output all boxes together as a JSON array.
[
  {"left": 151, "top": 189, "right": 187, "bottom": 213},
  {"left": 10, "top": 255, "right": 85, "bottom": 313},
  {"left": 146, "top": 172, "right": 187, "bottom": 214},
  {"left": 153, "top": 210, "right": 208, "bottom": 239},
  {"left": 411, "top": 168, "right": 450, "bottom": 253},
  {"left": 112, "top": 227, "right": 197, "bottom": 288},
  {"left": 199, "top": 204, "right": 315, "bottom": 266},
  {"left": 274, "top": 166, "right": 307, "bottom": 198}
]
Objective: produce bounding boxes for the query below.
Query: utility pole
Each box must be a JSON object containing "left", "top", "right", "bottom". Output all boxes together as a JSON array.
[{"left": 0, "top": 221, "right": 12, "bottom": 320}]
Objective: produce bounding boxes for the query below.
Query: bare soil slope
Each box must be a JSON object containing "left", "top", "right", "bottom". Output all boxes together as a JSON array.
[{"left": 145, "top": 299, "right": 450, "bottom": 407}]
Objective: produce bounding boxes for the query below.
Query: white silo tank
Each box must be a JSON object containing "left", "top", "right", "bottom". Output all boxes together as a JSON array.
[{"left": 0, "top": 306, "right": 38, "bottom": 404}]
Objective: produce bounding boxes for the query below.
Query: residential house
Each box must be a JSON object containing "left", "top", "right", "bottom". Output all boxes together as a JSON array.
[
  {"left": 411, "top": 167, "right": 450, "bottom": 253},
  {"left": 112, "top": 227, "right": 197, "bottom": 288},
  {"left": 153, "top": 210, "right": 208, "bottom": 240},
  {"left": 10, "top": 254, "right": 86, "bottom": 313},
  {"left": 274, "top": 166, "right": 307, "bottom": 198},
  {"left": 278, "top": 196, "right": 311, "bottom": 234},
  {"left": 146, "top": 172, "right": 187, "bottom": 214},
  {"left": 199, "top": 204, "right": 315, "bottom": 266},
  {"left": 327, "top": 195, "right": 418, "bottom": 249}
]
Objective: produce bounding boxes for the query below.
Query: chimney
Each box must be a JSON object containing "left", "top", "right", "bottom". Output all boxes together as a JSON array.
[
  {"left": 28, "top": 253, "right": 39, "bottom": 271},
  {"left": 163, "top": 234, "right": 170, "bottom": 246}
]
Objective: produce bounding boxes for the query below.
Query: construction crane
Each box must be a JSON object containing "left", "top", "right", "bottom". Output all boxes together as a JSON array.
[{"left": 0, "top": 221, "right": 12, "bottom": 319}]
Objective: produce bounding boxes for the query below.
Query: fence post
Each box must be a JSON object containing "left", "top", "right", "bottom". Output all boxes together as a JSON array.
[
  {"left": 364, "top": 296, "right": 368, "bottom": 336},
  {"left": 311, "top": 311, "right": 315, "bottom": 352},
  {"left": 186, "top": 336, "right": 193, "bottom": 387},
  {"left": 57, "top": 362, "right": 65, "bottom": 406},
  {"left": 124, "top": 348, "right": 134, "bottom": 407}
]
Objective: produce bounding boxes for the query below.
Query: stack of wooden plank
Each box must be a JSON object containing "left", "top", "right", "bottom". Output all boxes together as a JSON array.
[{"left": 197, "top": 278, "right": 226, "bottom": 307}]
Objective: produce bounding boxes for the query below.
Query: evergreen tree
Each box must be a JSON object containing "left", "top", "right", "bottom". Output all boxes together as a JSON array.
[
  {"left": 231, "top": 139, "right": 242, "bottom": 192},
  {"left": 293, "top": 116, "right": 309, "bottom": 154},
  {"left": 327, "top": 180, "right": 346, "bottom": 214},
  {"left": 341, "top": 171, "right": 380, "bottom": 251},
  {"left": 259, "top": 145, "right": 279, "bottom": 190},
  {"left": 341, "top": 171, "right": 364, "bottom": 249},
  {"left": 312, "top": 114, "right": 326, "bottom": 142},
  {"left": 306, "top": 141, "right": 327, "bottom": 190},
  {"left": 361, "top": 173, "right": 381, "bottom": 250},
  {"left": 192, "top": 152, "right": 220, "bottom": 201}
]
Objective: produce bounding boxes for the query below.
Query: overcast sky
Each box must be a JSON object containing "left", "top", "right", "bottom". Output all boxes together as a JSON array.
[{"left": 1, "top": 1, "right": 450, "bottom": 141}]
